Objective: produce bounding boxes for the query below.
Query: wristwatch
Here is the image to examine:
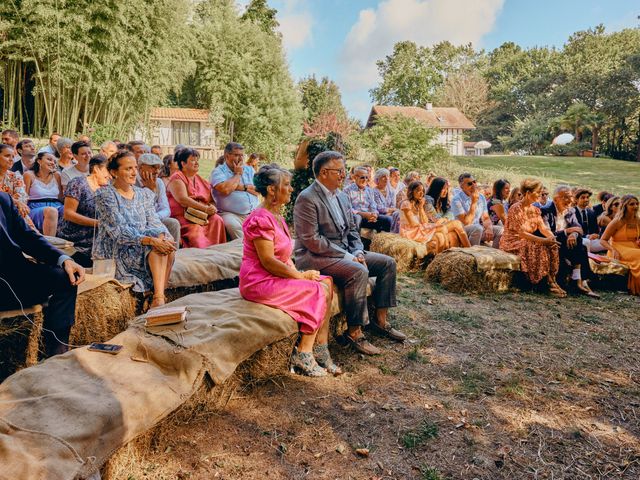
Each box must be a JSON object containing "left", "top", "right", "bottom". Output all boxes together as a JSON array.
[{"left": 243, "top": 184, "right": 247, "bottom": 192}]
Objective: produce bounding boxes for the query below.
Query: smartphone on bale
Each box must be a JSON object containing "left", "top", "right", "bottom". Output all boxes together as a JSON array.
[{"left": 88, "top": 343, "right": 123, "bottom": 355}]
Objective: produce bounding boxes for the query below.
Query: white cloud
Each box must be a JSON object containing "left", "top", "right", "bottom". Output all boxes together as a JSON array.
[
  {"left": 278, "top": 11, "right": 313, "bottom": 50},
  {"left": 340, "top": 0, "right": 505, "bottom": 92}
]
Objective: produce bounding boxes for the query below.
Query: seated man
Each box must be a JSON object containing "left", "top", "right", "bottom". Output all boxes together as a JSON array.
[
  {"left": 451, "top": 173, "right": 502, "bottom": 248},
  {"left": 38, "top": 132, "right": 60, "bottom": 156},
  {"left": 136, "top": 153, "right": 181, "bottom": 247},
  {"left": 343, "top": 166, "right": 392, "bottom": 232},
  {"left": 293, "top": 151, "right": 406, "bottom": 356},
  {"left": 99, "top": 140, "right": 118, "bottom": 160},
  {"left": 210, "top": 142, "right": 259, "bottom": 239},
  {"left": 0, "top": 192, "right": 85, "bottom": 357},
  {"left": 540, "top": 185, "right": 599, "bottom": 297},
  {"left": 11, "top": 139, "right": 36, "bottom": 174},
  {"left": 573, "top": 187, "right": 606, "bottom": 253}
]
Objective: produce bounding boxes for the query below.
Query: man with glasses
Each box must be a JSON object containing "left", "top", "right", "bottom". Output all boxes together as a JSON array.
[
  {"left": 540, "top": 185, "right": 599, "bottom": 297},
  {"left": 210, "top": 142, "right": 259, "bottom": 239},
  {"left": 344, "top": 166, "right": 392, "bottom": 232},
  {"left": 293, "top": 151, "right": 405, "bottom": 357},
  {"left": 451, "top": 172, "right": 502, "bottom": 248}
]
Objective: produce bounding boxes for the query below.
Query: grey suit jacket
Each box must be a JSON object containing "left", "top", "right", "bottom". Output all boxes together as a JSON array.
[{"left": 293, "top": 181, "right": 364, "bottom": 270}]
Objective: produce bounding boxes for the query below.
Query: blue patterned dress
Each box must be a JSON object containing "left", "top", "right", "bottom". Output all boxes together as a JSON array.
[
  {"left": 93, "top": 185, "right": 169, "bottom": 292},
  {"left": 57, "top": 176, "right": 99, "bottom": 256}
]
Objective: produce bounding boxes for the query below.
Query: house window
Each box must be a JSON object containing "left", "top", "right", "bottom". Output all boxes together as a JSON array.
[{"left": 172, "top": 121, "right": 201, "bottom": 146}]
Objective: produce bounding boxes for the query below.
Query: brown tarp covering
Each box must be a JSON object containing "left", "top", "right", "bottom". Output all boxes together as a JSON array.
[
  {"left": 168, "top": 240, "right": 243, "bottom": 288},
  {"left": 446, "top": 246, "right": 521, "bottom": 271},
  {"left": 0, "top": 289, "right": 297, "bottom": 480}
]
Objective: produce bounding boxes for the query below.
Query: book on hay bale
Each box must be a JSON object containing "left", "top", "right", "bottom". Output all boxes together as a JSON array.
[{"left": 145, "top": 305, "right": 188, "bottom": 327}]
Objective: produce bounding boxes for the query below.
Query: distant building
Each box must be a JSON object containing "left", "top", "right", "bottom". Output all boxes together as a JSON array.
[
  {"left": 366, "top": 104, "right": 475, "bottom": 156},
  {"left": 134, "top": 107, "right": 217, "bottom": 159}
]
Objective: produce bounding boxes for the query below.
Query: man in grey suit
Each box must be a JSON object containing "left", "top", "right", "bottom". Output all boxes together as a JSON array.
[{"left": 293, "top": 151, "right": 406, "bottom": 355}]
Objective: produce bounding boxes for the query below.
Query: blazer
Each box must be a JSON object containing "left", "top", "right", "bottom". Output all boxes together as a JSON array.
[
  {"left": 573, "top": 207, "right": 599, "bottom": 236},
  {"left": 293, "top": 181, "right": 364, "bottom": 270},
  {"left": 0, "top": 192, "right": 62, "bottom": 269},
  {"left": 540, "top": 202, "right": 583, "bottom": 237}
]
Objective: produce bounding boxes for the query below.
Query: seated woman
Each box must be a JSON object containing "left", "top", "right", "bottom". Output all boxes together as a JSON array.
[
  {"left": 240, "top": 164, "right": 338, "bottom": 377},
  {"left": 508, "top": 186, "right": 523, "bottom": 208},
  {"left": 499, "top": 179, "right": 565, "bottom": 297},
  {"left": 372, "top": 168, "right": 400, "bottom": 233},
  {"left": 160, "top": 154, "right": 177, "bottom": 187},
  {"left": 487, "top": 179, "right": 510, "bottom": 225},
  {"left": 57, "top": 155, "right": 111, "bottom": 267},
  {"left": 600, "top": 195, "right": 640, "bottom": 295},
  {"left": 0, "top": 143, "right": 34, "bottom": 229},
  {"left": 425, "top": 177, "right": 471, "bottom": 247},
  {"left": 167, "top": 148, "right": 226, "bottom": 248},
  {"left": 23, "top": 152, "right": 64, "bottom": 236},
  {"left": 597, "top": 195, "right": 619, "bottom": 235},
  {"left": 400, "top": 181, "right": 452, "bottom": 253},
  {"left": 94, "top": 150, "right": 176, "bottom": 307},
  {"left": 55, "top": 137, "right": 75, "bottom": 171}
]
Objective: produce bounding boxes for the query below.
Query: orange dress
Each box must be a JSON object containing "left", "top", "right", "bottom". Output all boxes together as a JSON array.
[
  {"left": 500, "top": 202, "right": 559, "bottom": 284},
  {"left": 609, "top": 223, "right": 640, "bottom": 295},
  {"left": 399, "top": 201, "right": 438, "bottom": 243},
  {"left": 167, "top": 171, "right": 226, "bottom": 248}
]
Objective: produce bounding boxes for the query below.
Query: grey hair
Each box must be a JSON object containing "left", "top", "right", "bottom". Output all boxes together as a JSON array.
[
  {"left": 553, "top": 185, "right": 572, "bottom": 197},
  {"left": 353, "top": 166, "right": 369, "bottom": 175},
  {"left": 56, "top": 137, "right": 73, "bottom": 151},
  {"left": 404, "top": 171, "right": 419, "bottom": 184},
  {"left": 374, "top": 168, "right": 390, "bottom": 183},
  {"left": 312, "top": 150, "right": 344, "bottom": 177},
  {"left": 253, "top": 163, "right": 291, "bottom": 197},
  {"left": 100, "top": 140, "right": 116, "bottom": 150}
]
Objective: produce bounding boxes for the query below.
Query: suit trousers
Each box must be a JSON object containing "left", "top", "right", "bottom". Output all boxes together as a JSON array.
[
  {"left": 555, "top": 231, "right": 592, "bottom": 281},
  {"left": 319, "top": 251, "right": 397, "bottom": 328},
  {"left": 0, "top": 259, "right": 77, "bottom": 356},
  {"left": 358, "top": 214, "right": 393, "bottom": 233}
]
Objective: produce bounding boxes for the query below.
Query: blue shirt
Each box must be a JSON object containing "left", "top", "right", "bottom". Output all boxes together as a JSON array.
[
  {"left": 343, "top": 183, "right": 377, "bottom": 215},
  {"left": 451, "top": 189, "right": 488, "bottom": 224},
  {"left": 135, "top": 176, "right": 171, "bottom": 219},
  {"left": 209, "top": 163, "right": 259, "bottom": 215}
]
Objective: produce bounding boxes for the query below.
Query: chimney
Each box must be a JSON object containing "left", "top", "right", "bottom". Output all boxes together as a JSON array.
[{"left": 426, "top": 103, "right": 433, "bottom": 111}]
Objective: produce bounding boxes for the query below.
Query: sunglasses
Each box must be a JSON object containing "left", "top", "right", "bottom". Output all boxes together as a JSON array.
[
  {"left": 612, "top": 202, "right": 620, "bottom": 206},
  {"left": 465, "top": 180, "right": 477, "bottom": 186},
  {"left": 356, "top": 175, "right": 368, "bottom": 180}
]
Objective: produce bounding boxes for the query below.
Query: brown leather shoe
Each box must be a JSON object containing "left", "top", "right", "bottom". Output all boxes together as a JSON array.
[
  {"left": 345, "top": 334, "right": 382, "bottom": 355},
  {"left": 370, "top": 322, "right": 407, "bottom": 342}
]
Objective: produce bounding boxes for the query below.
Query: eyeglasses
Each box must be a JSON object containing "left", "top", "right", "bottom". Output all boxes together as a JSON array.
[
  {"left": 324, "top": 168, "right": 346, "bottom": 176},
  {"left": 356, "top": 175, "right": 368, "bottom": 180},
  {"left": 464, "top": 180, "right": 477, "bottom": 186}
]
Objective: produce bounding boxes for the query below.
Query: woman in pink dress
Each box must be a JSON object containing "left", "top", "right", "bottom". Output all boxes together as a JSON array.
[
  {"left": 167, "top": 148, "right": 226, "bottom": 248},
  {"left": 240, "top": 164, "right": 339, "bottom": 377}
]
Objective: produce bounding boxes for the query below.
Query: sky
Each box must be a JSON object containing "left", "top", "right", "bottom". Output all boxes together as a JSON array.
[{"left": 237, "top": 0, "right": 639, "bottom": 122}]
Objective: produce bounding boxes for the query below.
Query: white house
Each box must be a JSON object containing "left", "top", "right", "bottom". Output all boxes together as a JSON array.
[
  {"left": 366, "top": 104, "right": 475, "bottom": 156},
  {"left": 135, "top": 107, "right": 217, "bottom": 159}
]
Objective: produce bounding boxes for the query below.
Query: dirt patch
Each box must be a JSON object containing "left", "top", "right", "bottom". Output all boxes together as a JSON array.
[{"left": 107, "top": 273, "right": 640, "bottom": 479}]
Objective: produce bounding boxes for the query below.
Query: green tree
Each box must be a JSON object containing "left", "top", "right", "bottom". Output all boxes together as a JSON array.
[
  {"left": 241, "top": 0, "right": 279, "bottom": 35},
  {"left": 298, "top": 75, "right": 347, "bottom": 121},
  {"left": 356, "top": 114, "right": 448, "bottom": 172}
]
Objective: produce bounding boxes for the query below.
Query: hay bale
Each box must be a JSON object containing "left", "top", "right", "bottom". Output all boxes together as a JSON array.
[
  {"left": 71, "top": 282, "right": 136, "bottom": 345},
  {"left": 102, "top": 333, "right": 297, "bottom": 480},
  {"left": 164, "top": 277, "right": 239, "bottom": 304},
  {"left": 425, "top": 249, "right": 518, "bottom": 294},
  {"left": 370, "top": 232, "right": 429, "bottom": 273},
  {"left": 0, "top": 305, "right": 44, "bottom": 381}
]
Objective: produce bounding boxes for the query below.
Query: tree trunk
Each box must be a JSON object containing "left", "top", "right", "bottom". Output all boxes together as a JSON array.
[{"left": 592, "top": 126, "right": 599, "bottom": 152}]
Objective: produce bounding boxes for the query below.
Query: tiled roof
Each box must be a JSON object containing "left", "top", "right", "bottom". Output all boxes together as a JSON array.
[
  {"left": 150, "top": 107, "right": 210, "bottom": 121},
  {"left": 367, "top": 105, "right": 475, "bottom": 130}
]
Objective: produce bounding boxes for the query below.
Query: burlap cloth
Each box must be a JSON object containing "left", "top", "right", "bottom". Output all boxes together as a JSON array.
[
  {"left": 0, "top": 288, "right": 298, "bottom": 479},
  {"left": 589, "top": 258, "right": 629, "bottom": 276},
  {"left": 446, "top": 246, "right": 521, "bottom": 271},
  {"left": 168, "top": 239, "right": 243, "bottom": 288}
]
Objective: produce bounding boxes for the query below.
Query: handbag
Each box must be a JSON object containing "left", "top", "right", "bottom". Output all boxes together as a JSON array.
[{"left": 184, "top": 207, "right": 209, "bottom": 226}]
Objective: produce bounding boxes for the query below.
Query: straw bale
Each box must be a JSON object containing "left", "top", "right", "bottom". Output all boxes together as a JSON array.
[
  {"left": 71, "top": 282, "right": 136, "bottom": 345},
  {"left": 164, "top": 278, "right": 239, "bottom": 304},
  {"left": 0, "top": 306, "right": 44, "bottom": 381},
  {"left": 425, "top": 250, "right": 517, "bottom": 293},
  {"left": 370, "top": 232, "right": 429, "bottom": 273}
]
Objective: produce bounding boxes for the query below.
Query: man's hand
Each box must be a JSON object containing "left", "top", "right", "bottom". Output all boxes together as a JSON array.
[
  {"left": 483, "top": 225, "right": 494, "bottom": 242},
  {"left": 471, "top": 188, "right": 480, "bottom": 203},
  {"left": 567, "top": 232, "right": 578, "bottom": 248},
  {"left": 63, "top": 259, "right": 85, "bottom": 286},
  {"left": 245, "top": 184, "right": 258, "bottom": 195},
  {"left": 140, "top": 170, "right": 157, "bottom": 191},
  {"left": 588, "top": 233, "right": 599, "bottom": 240},
  {"left": 353, "top": 253, "right": 366, "bottom": 266},
  {"left": 233, "top": 161, "right": 244, "bottom": 176}
]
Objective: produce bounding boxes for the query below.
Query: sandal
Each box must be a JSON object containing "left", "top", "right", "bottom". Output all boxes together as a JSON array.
[
  {"left": 549, "top": 282, "right": 567, "bottom": 298},
  {"left": 150, "top": 295, "right": 166, "bottom": 309},
  {"left": 290, "top": 350, "right": 327, "bottom": 377},
  {"left": 313, "top": 344, "right": 343, "bottom": 375}
]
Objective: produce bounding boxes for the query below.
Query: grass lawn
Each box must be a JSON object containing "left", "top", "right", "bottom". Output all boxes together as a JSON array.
[{"left": 454, "top": 155, "right": 640, "bottom": 195}]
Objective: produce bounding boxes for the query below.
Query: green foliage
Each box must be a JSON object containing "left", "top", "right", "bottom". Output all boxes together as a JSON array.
[
  {"left": 401, "top": 420, "right": 439, "bottom": 448},
  {"left": 298, "top": 75, "right": 347, "bottom": 122},
  {"left": 0, "top": 0, "right": 194, "bottom": 137},
  {"left": 356, "top": 114, "right": 448, "bottom": 172},
  {"left": 241, "top": 0, "right": 279, "bottom": 35},
  {"left": 177, "top": 0, "right": 303, "bottom": 161},
  {"left": 420, "top": 465, "right": 445, "bottom": 480},
  {"left": 544, "top": 142, "right": 592, "bottom": 156}
]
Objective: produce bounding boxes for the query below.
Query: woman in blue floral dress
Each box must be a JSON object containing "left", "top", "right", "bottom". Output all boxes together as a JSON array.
[{"left": 94, "top": 150, "right": 176, "bottom": 307}]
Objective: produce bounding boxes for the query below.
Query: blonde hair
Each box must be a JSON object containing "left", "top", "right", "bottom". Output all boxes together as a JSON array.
[
  {"left": 614, "top": 195, "right": 639, "bottom": 222},
  {"left": 520, "top": 178, "right": 543, "bottom": 195}
]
